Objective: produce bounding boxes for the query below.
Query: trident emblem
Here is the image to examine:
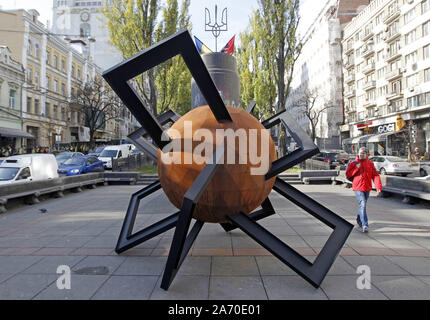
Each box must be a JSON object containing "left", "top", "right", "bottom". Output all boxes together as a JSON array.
[{"left": 205, "top": 5, "right": 228, "bottom": 51}]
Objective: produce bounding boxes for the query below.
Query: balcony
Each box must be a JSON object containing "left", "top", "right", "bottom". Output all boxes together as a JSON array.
[
  {"left": 384, "top": 7, "right": 400, "bottom": 24},
  {"left": 345, "top": 89, "right": 356, "bottom": 98},
  {"left": 385, "top": 50, "right": 401, "bottom": 63},
  {"left": 361, "top": 46, "right": 374, "bottom": 59},
  {"left": 385, "top": 68, "right": 403, "bottom": 81},
  {"left": 386, "top": 29, "right": 401, "bottom": 43},
  {"left": 345, "top": 74, "right": 355, "bottom": 84},
  {"left": 362, "top": 63, "right": 375, "bottom": 74},
  {"left": 344, "top": 44, "right": 354, "bottom": 55},
  {"left": 346, "top": 107, "right": 356, "bottom": 114},
  {"left": 363, "top": 80, "right": 376, "bottom": 90},
  {"left": 386, "top": 90, "right": 403, "bottom": 100},
  {"left": 363, "top": 99, "right": 377, "bottom": 108},
  {"left": 344, "top": 59, "right": 355, "bottom": 69},
  {"left": 362, "top": 30, "right": 374, "bottom": 42}
]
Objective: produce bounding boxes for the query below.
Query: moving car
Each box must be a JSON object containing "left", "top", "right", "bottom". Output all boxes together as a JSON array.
[
  {"left": 98, "top": 144, "right": 134, "bottom": 169},
  {"left": 88, "top": 146, "right": 105, "bottom": 158},
  {"left": 419, "top": 162, "right": 430, "bottom": 177},
  {"left": 312, "top": 150, "right": 350, "bottom": 169},
  {"left": 0, "top": 154, "right": 58, "bottom": 185},
  {"left": 369, "top": 156, "right": 413, "bottom": 176},
  {"left": 55, "top": 151, "right": 84, "bottom": 165},
  {"left": 57, "top": 155, "right": 104, "bottom": 176}
]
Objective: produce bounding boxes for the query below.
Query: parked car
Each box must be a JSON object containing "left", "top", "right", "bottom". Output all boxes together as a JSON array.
[
  {"left": 312, "top": 150, "right": 350, "bottom": 169},
  {"left": 57, "top": 155, "right": 104, "bottom": 176},
  {"left": 99, "top": 144, "right": 134, "bottom": 169},
  {"left": 88, "top": 146, "right": 105, "bottom": 158},
  {"left": 415, "top": 175, "right": 430, "bottom": 181},
  {"left": 369, "top": 156, "right": 413, "bottom": 176},
  {"left": 419, "top": 162, "right": 430, "bottom": 177},
  {"left": 55, "top": 152, "right": 84, "bottom": 165},
  {"left": 0, "top": 154, "right": 58, "bottom": 185}
]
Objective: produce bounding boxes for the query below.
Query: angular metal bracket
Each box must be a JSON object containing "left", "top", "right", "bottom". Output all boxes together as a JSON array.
[{"left": 227, "top": 177, "right": 353, "bottom": 288}]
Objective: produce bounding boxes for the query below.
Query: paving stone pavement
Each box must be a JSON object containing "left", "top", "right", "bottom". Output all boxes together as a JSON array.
[{"left": 0, "top": 184, "right": 429, "bottom": 300}]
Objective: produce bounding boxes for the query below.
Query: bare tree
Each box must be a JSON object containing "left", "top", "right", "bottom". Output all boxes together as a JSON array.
[
  {"left": 291, "top": 88, "right": 333, "bottom": 143},
  {"left": 72, "top": 78, "right": 124, "bottom": 148}
]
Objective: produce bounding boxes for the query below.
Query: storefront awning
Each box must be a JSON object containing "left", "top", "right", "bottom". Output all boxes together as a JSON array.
[
  {"left": 351, "top": 134, "right": 375, "bottom": 144},
  {"left": 0, "top": 127, "right": 35, "bottom": 139},
  {"left": 368, "top": 130, "right": 406, "bottom": 143},
  {"left": 342, "top": 138, "right": 353, "bottom": 145}
]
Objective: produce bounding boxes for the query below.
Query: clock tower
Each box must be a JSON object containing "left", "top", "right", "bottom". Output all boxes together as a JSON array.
[{"left": 51, "top": 0, "right": 122, "bottom": 70}]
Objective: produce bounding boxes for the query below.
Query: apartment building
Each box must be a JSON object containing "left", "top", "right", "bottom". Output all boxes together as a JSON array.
[
  {"left": 286, "top": 0, "right": 370, "bottom": 150},
  {"left": 0, "top": 46, "right": 29, "bottom": 149},
  {"left": 0, "top": 8, "right": 122, "bottom": 148},
  {"left": 341, "top": 0, "right": 430, "bottom": 157}
]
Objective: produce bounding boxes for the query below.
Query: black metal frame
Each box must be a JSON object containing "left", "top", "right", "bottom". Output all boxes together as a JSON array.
[{"left": 103, "top": 30, "right": 353, "bottom": 291}]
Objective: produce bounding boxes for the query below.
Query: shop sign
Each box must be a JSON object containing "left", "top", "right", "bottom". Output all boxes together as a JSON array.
[{"left": 377, "top": 123, "right": 394, "bottom": 133}]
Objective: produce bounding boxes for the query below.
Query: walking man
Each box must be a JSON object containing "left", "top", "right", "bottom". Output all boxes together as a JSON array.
[{"left": 346, "top": 147, "right": 382, "bottom": 233}]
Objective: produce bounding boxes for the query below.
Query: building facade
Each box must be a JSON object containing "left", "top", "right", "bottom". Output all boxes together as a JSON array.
[
  {"left": 0, "top": 46, "right": 29, "bottom": 150},
  {"left": 51, "top": 0, "right": 122, "bottom": 71},
  {"left": 341, "top": 0, "right": 430, "bottom": 157},
  {"left": 286, "top": 0, "right": 370, "bottom": 150},
  {"left": 0, "top": 8, "right": 125, "bottom": 149}
]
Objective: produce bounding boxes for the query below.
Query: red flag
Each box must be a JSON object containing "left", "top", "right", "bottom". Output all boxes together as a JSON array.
[{"left": 220, "top": 35, "right": 235, "bottom": 55}]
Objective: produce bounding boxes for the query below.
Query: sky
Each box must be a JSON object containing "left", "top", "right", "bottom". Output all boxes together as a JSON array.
[{"left": 0, "top": 0, "right": 323, "bottom": 50}]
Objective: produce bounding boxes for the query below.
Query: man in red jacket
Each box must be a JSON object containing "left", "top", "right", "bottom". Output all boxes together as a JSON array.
[{"left": 346, "top": 147, "right": 383, "bottom": 233}]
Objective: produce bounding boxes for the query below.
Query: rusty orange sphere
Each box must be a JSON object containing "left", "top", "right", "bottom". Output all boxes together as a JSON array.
[{"left": 157, "top": 106, "right": 277, "bottom": 223}]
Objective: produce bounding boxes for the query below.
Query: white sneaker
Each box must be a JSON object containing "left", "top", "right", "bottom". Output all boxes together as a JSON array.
[{"left": 362, "top": 226, "right": 369, "bottom": 233}]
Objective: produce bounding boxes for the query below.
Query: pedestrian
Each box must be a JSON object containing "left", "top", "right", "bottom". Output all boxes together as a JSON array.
[
  {"left": 414, "top": 147, "right": 420, "bottom": 161},
  {"left": 346, "top": 147, "right": 383, "bottom": 233}
]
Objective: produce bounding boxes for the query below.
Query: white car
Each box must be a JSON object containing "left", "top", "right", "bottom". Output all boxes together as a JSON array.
[
  {"left": 415, "top": 175, "right": 430, "bottom": 181},
  {"left": 419, "top": 162, "right": 430, "bottom": 177},
  {"left": 369, "top": 156, "right": 413, "bottom": 177}
]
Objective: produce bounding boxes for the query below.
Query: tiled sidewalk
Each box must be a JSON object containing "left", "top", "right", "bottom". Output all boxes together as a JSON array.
[{"left": 0, "top": 184, "right": 429, "bottom": 300}]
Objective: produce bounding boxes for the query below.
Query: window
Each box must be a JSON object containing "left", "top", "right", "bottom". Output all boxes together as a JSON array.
[
  {"left": 423, "top": 0, "right": 430, "bottom": 13},
  {"left": 17, "top": 167, "right": 31, "bottom": 180},
  {"left": 9, "top": 90, "right": 16, "bottom": 109},
  {"left": 405, "top": 29, "right": 416, "bottom": 45},
  {"left": 72, "top": 65, "right": 75, "bottom": 78},
  {"left": 27, "top": 68, "right": 32, "bottom": 84},
  {"left": 53, "top": 105, "right": 58, "bottom": 120},
  {"left": 389, "top": 40, "right": 401, "bottom": 56},
  {"left": 35, "top": 44, "right": 40, "bottom": 59},
  {"left": 35, "top": 71, "right": 39, "bottom": 87},
  {"left": 45, "top": 103, "right": 50, "bottom": 118},
  {"left": 405, "top": 50, "right": 418, "bottom": 65},
  {"left": 388, "top": 21, "right": 399, "bottom": 37},
  {"left": 53, "top": 55, "right": 58, "bottom": 69},
  {"left": 61, "top": 59, "right": 65, "bottom": 72},
  {"left": 61, "top": 83, "right": 66, "bottom": 96},
  {"left": 425, "top": 68, "right": 430, "bottom": 82},
  {"left": 424, "top": 21, "right": 430, "bottom": 36},
  {"left": 391, "top": 80, "right": 402, "bottom": 94},
  {"left": 376, "top": 12, "right": 385, "bottom": 25},
  {"left": 80, "top": 23, "right": 91, "bottom": 37},
  {"left": 404, "top": 8, "right": 416, "bottom": 24},
  {"left": 61, "top": 107, "right": 65, "bottom": 121},
  {"left": 27, "top": 97, "right": 32, "bottom": 113},
  {"left": 27, "top": 40, "right": 32, "bottom": 55},
  {"left": 407, "top": 73, "right": 419, "bottom": 87},
  {"left": 34, "top": 99, "right": 40, "bottom": 114},
  {"left": 424, "top": 45, "right": 430, "bottom": 59},
  {"left": 71, "top": 87, "right": 75, "bottom": 97},
  {"left": 46, "top": 76, "right": 50, "bottom": 90},
  {"left": 77, "top": 68, "right": 81, "bottom": 80},
  {"left": 377, "top": 50, "right": 384, "bottom": 61},
  {"left": 377, "top": 67, "right": 386, "bottom": 79},
  {"left": 54, "top": 80, "right": 58, "bottom": 93},
  {"left": 46, "top": 51, "right": 50, "bottom": 65}
]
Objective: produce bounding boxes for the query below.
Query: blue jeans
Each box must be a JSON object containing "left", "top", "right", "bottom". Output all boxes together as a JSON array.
[{"left": 354, "top": 191, "right": 370, "bottom": 228}]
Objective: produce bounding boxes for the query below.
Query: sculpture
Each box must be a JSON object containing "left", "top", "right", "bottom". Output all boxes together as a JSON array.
[{"left": 102, "top": 29, "right": 353, "bottom": 291}]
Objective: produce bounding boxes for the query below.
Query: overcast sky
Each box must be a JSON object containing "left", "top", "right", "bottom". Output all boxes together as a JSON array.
[{"left": 0, "top": 0, "right": 323, "bottom": 50}]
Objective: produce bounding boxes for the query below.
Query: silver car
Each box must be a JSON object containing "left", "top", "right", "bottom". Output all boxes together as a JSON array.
[
  {"left": 369, "top": 156, "right": 413, "bottom": 177},
  {"left": 419, "top": 162, "right": 430, "bottom": 177}
]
